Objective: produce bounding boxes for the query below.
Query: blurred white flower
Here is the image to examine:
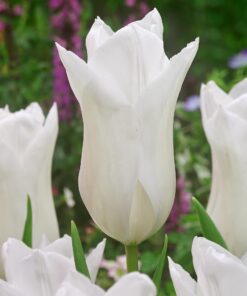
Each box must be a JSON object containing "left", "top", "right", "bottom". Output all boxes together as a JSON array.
[
  {"left": 0, "top": 236, "right": 106, "bottom": 294},
  {"left": 63, "top": 187, "right": 75, "bottom": 208},
  {"left": 56, "top": 8, "right": 199, "bottom": 245},
  {"left": 0, "top": 237, "right": 155, "bottom": 296},
  {"left": 201, "top": 78, "right": 247, "bottom": 256},
  {"left": 0, "top": 103, "right": 59, "bottom": 275},
  {"left": 101, "top": 255, "right": 127, "bottom": 281},
  {"left": 169, "top": 237, "right": 247, "bottom": 296}
]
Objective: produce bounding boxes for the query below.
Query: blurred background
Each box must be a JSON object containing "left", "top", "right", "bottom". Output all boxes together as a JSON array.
[{"left": 0, "top": 0, "right": 247, "bottom": 294}]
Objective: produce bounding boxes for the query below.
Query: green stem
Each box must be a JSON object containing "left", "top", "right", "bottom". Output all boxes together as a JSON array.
[{"left": 125, "top": 244, "right": 138, "bottom": 272}]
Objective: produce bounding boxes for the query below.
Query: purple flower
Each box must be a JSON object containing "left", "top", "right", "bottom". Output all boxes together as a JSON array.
[
  {"left": 0, "top": 1, "right": 7, "bottom": 13},
  {"left": 139, "top": 2, "right": 149, "bottom": 15},
  {"left": 13, "top": 5, "right": 23, "bottom": 16},
  {"left": 228, "top": 50, "right": 247, "bottom": 69},
  {"left": 0, "top": 21, "right": 6, "bottom": 31},
  {"left": 165, "top": 176, "right": 191, "bottom": 232},
  {"left": 50, "top": 0, "right": 82, "bottom": 121},
  {"left": 125, "top": 0, "right": 136, "bottom": 7},
  {"left": 183, "top": 95, "right": 200, "bottom": 112}
]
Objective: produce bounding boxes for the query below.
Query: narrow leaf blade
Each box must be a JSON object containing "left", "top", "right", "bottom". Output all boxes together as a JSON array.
[
  {"left": 153, "top": 234, "right": 168, "bottom": 292},
  {"left": 22, "top": 195, "right": 33, "bottom": 248},
  {"left": 71, "top": 220, "right": 90, "bottom": 278},
  {"left": 192, "top": 197, "right": 228, "bottom": 249}
]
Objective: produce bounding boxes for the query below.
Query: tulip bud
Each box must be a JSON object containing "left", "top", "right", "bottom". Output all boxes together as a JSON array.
[
  {"left": 0, "top": 103, "right": 59, "bottom": 275},
  {"left": 57, "top": 9, "right": 199, "bottom": 245},
  {"left": 201, "top": 78, "right": 247, "bottom": 256}
]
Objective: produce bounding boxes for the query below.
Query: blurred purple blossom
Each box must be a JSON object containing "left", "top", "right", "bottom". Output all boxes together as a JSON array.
[
  {"left": 125, "top": 0, "right": 136, "bottom": 7},
  {"left": 0, "top": 21, "right": 6, "bottom": 31},
  {"left": 124, "top": 0, "right": 150, "bottom": 25},
  {"left": 13, "top": 5, "right": 23, "bottom": 16},
  {"left": 228, "top": 50, "right": 247, "bottom": 69},
  {"left": 139, "top": 2, "right": 149, "bottom": 15},
  {"left": 165, "top": 176, "right": 191, "bottom": 232},
  {"left": 183, "top": 95, "right": 200, "bottom": 112},
  {"left": 0, "top": 1, "right": 7, "bottom": 13},
  {"left": 50, "top": 0, "right": 82, "bottom": 121}
]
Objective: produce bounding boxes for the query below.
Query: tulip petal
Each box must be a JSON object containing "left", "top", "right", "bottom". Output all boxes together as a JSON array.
[
  {"left": 168, "top": 257, "right": 196, "bottom": 296},
  {"left": 226, "top": 93, "right": 247, "bottom": 120},
  {"left": 24, "top": 103, "right": 59, "bottom": 246},
  {"left": 79, "top": 101, "right": 140, "bottom": 243},
  {"left": 55, "top": 43, "right": 91, "bottom": 103},
  {"left": 0, "top": 280, "right": 23, "bottom": 296},
  {"left": 229, "top": 78, "right": 247, "bottom": 98},
  {"left": 205, "top": 106, "right": 247, "bottom": 256},
  {"left": 128, "top": 181, "right": 156, "bottom": 244},
  {"left": 106, "top": 272, "right": 156, "bottom": 296},
  {"left": 0, "top": 106, "right": 43, "bottom": 155},
  {"left": 2, "top": 239, "right": 73, "bottom": 296},
  {"left": 42, "top": 235, "right": 73, "bottom": 259},
  {"left": 25, "top": 102, "right": 45, "bottom": 125},
  {"left": 192, "top": 237, "right": 247, "bottom": 296},
  {"left": 56, "top": 271, "right": 104, "bottom": 296},
  {"left": 136, "top": 38, "right": 199, "bottom": 235},
  {"left": 88, "top": 24, "right": 167, "bottom": 104},
  {"left": 86, "top": 239, "right": 106, "bottom": 283},
  {"left": 200, "top": 81, "right": 232, "bottom": 121},
  {"left": 86, "top": 17, "right": 113, "bottom": 60},
  {"left": 134, "top": 8, "right": 164, "bottom": 40}
]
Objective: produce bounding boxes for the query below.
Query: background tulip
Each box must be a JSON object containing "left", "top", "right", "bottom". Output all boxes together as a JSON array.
[
  {"left": 0, "top": 237, "right": 154, "bottom": 296},
  {"left": 0, "top": 103, "right": 59, "bottom": 275},
  {"left": 57, "top": 8, "right": 199, "bottom": 245},
  {"left": 169, "top": 237, "right": 247, "bottom": 296},
  {"left": 201, "top": 78, "right": 247, "bottom": 256}
]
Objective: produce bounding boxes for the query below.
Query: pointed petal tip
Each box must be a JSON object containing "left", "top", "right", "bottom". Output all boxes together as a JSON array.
[{"left": 55, "top": 42, "right": 66, "bottom": 53}]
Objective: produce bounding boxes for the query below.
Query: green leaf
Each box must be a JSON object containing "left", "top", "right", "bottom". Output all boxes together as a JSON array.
[
  {"left": 192, "top": 197, "right": 228, "bottom": 249},
  {"left": 71, "top": 221, "right": 90, "bottom": 278},
  {"left": 22, "top": 195, "right": 32, "bottom": 248},
  {"left": 153, "top": 234, "right": 168, "bottom": 293}
]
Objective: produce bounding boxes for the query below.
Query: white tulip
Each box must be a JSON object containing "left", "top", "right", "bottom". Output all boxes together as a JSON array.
[
  {"left": 201, "top": 78, "right": 247, "bottom": 256},
  {"left": 56, "top": 271, "right": 156, "bottom": 296},
  {"left": 0, "top": 236, "right": 106, "bottom": 295},
  {"left": 0, "top": 103, "right": 59, "bottom": 275},
  {"left": 169, "top": 237, "right": 247, "bottom": 296},
  {"left": 56, "top": 8, "right": 199, "bottom": 245}
]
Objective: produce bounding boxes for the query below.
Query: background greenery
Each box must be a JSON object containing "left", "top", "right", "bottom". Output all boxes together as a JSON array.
[{"left": 0, "top": 0, "right": 247, "bottom": 295}]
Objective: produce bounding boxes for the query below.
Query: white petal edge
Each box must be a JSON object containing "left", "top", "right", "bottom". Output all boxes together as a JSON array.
[
  {"left": 229, "top": 78, "right": 247, "bottom": 98},
  {"left": 106, "top": 272, "right": 156, "bottom": 296},
  {"left": 168, "top": 257, "right": 196, "bottom": 296},
  {"left": 86, "top": 239, "right": 106, "bottom": 283}
]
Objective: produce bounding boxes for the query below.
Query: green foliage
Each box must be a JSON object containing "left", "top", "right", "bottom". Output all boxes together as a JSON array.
[
  {"left": 192, "top": 197, "right": 228, "bottom": 249},
  {"left": 153, "top": 235, "right": 168, "bottom": 294},
  {"left": 22, "top": 196, "right": 33, "bottom": 248},
  {"left": 71, "top": 221, "right": 90, "bottom": 278}
]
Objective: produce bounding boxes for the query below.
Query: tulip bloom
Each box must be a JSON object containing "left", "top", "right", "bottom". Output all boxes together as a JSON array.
[
  {"left": 0, "top": 237, "right": 155, "bottom": 296},
  {"left": 0, "top": 103, "right": 59, "bottom": 274},
  {"left": 0, "top": 236, "right": 106, "bottom": 295},
  {"left": 169, "top": 237, "right": 247, "bottom": 296},
  {"left": 201, "top": 78, "right": 247, "bottom": 256},
  {"left": 57, "top": 9, "right": 199, "bottom": 245}
]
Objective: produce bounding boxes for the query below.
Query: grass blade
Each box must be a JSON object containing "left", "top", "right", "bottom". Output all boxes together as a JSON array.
[
  {"left": 192, "top": 197, "right": 228, "bottom": 249},
  {"left": 71, "top": 220, "right": 90, "bottom": 278},
  {"left": 153, "top": 234, "right": 168, "bottom": 292},
  {"left": 22, "top": 195, "right": 32, "bottom": 248}
]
